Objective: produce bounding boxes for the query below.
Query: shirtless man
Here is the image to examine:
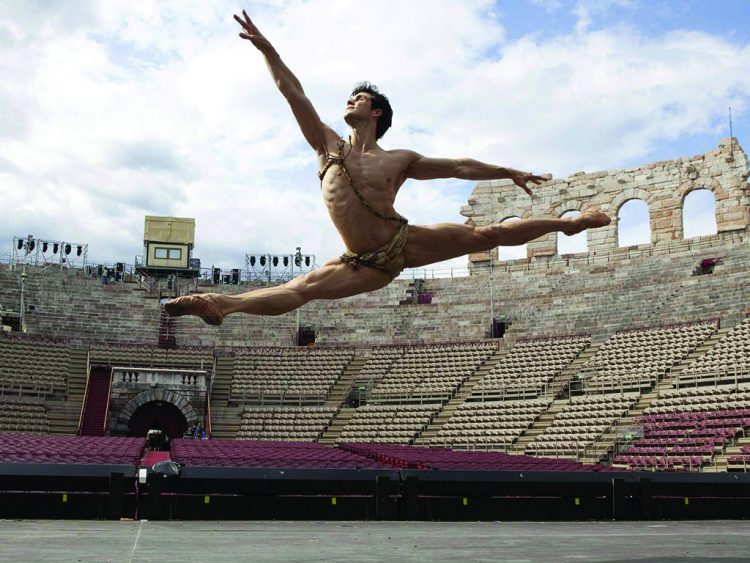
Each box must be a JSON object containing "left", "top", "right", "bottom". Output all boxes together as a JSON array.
[{"left": 164, "top": 10, "right": 610, "bottom": 326}]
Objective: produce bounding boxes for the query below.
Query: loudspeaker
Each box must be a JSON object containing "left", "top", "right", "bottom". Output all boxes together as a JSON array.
[
  {"left": 297, "top": 326, "right": 316, "bottom": 346},
  {"left": 116, "top": 262, "right": 124, "bottom": 273},
  {"left": 231, "top": 269, "right": 240, "bottom": 284},
  {"left": 212, "top": 268, "right": 221, "bottom": 284}
]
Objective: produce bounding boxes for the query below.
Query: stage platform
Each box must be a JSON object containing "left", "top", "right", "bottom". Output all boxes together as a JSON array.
[
  {"left": 1, "top": 462, "right": 750, "bottom": 521},
  {"left": 1, "top": 520, "right": 749, "bottom": 562}
]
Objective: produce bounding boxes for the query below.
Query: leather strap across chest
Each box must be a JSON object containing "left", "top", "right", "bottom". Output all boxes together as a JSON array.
[{"left": 319, "top": 139, "right": 407, "bottom": 225}]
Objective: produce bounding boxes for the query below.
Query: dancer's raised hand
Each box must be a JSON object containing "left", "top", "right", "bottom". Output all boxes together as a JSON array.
[
  {"left": 508, "top": 171, "right": 550, "bottom": 196},
  {"left": 234, "top": 9, "right": 271, "bottom": 51}
]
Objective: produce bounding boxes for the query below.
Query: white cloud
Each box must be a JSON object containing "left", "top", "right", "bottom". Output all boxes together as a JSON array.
[{"left": 0, "top": 0, "right": 747, "bottom": 275}]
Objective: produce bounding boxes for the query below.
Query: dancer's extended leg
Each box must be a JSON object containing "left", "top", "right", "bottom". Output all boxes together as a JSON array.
[
  {"left": 404, "top": 208, "right": 610, "bottom": 268},
  {"left": 164, "top": 258, "right": 391, "bottom": 325}
]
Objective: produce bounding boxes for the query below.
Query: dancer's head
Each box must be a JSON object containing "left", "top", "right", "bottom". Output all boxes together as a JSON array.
[{"left": 345, "top": 82, "right": 392, "bottom": 139}]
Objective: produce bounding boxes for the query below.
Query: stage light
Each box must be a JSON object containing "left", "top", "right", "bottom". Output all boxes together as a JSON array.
[
  {"left": 260, "top": 256, "right": 266, "bottom": 267},
  {"left": 42, "top": 242, "right": 48, "bottom": 253},
  {"left": 53, "top": 243, "right": 59, "bottom": 254},
  {"left": 64, "top": 244, "right": 71, "bottom": 255},
  {"left": 250, "top": 256, "right": 256, "bottom": 267},
  {"left": 76, "top": 246, "right": 82, "bottom": 256},
  {"left": 272, "top": 256, "right": 278, "bottom": 267},
  {"left": 283, "top": 256, "right": 289, "bottom": 267},
  {"left": 305, "top": 256, "right": 311, "bottom": 267},
  {"left": 27, "top": 240, "right": 35, "bottom": 252},
  {"left": 17, "top": 239, "right": 23, "bottom": 250},
  {"left": 295, "top": 247, "right": 302, "bottom": 267}
]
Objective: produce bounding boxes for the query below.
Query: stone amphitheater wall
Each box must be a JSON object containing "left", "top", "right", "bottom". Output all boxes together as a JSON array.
[
  {"left": 461, "top": 138, "right": 749, "bottom": 261},
  {"left": 0, "top": 139, "right": 747, "bottom": 348}
]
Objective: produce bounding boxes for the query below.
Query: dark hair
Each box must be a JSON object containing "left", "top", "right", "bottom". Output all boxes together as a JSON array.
[{"left": 351, "top": 81, "right": 392, "bottom": 139}]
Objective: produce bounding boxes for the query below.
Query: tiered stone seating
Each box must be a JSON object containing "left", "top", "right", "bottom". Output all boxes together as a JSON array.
[
  {"left": 351, "top": 347, "right": 405, "bottom": 389},
  {"left": 89, "top": 343, "right": 213, "bottom": 369},
  {"left": 645, "top": 384, "right": 750, "bottom": 415},
  {"left": 237, "top": 406, "right": 337, "bottom": 441},
  {"left": 231, "top": 347, "right": 354, "bottom": 404},
  {"left": 581, "top": 321, "right": 717, "bottom": 392},
  {"left": 432, "top": 399, "right": 550, "bottom": 449},
  {"left": 0, "top": 435, "right": 144, "bottom": 464},
  {"left": 369, "top": 343, "right": 496, "bottom": 401},
  {"left": 0, "top": 336, "right": 69, "bottom": 395},
  {"left": 0, "top": 398, "right": 48, "bottom": 434},
  {"left": 341, "top": 443, "right": 604, "bottom": 471},
  {"left": 472, "top": 336, "right": 589, "bottom": 399},
  {"left": 171, "top": 438, "right": 385, "bottom": 469},
  {"left": 338, "top": 403, "right": 441, "bottom": 444},
  {"left": 679, "top": 317, "right": 750, "bottom": 387},
  {"left": 614, "top": 412, "right": 748, "bottom": 471},
  {"left": 527, "top": 393, "right": 639, "bottom": 457}
]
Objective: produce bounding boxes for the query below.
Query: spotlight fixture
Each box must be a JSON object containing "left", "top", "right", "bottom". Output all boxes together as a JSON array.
[
  {"left": 64, "top": 244, "right": 71, "bottom": 255},
  {"left": 53, "top": 243, "right": 59, "bottom": 254},
  {"left": 42, "top": 242, "right": 48, "bottom": 253},
  {"left": 260, "top": 256, "right": 266, "bottom": 267},
  {"left": 16, "top": 239, "right": 23, "bottom": 250},
  {"left": 283, "top": 256, "right": 289, "bottom": 267},
  {"left": 27, "top": 240, "right": 35, "bottom": 252},
  {"left": 76, "top": 245, "right": 82, "bottom": 256},
  {"left": 272, "top": 256, "right": 279, "bottom": 267},
  {"left": 249, "top": 256, "right": 256, "bottom": 267},
  {"left": 305, "top": 256, "right": 311, "bottom": 267}
]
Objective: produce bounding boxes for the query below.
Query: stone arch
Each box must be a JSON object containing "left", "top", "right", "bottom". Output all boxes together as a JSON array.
[
  {"left": 608, "top": 187, "right": 655, "bottom": 216},
  {"left": 674, "top": 178, "right": 729, "bottom": 239},
  {"left": 497, "top": 215, "right": 528, "bottom": 261},
  {"left": 557, "top": 209, "right": 588, "bottom": 255},
  {"left": 118, "top": 388, "right": 197, "bottom": 429},
  {"left": 682, "top": 189, "right": 718, "bottom": 239},
  {"left": 616, "top": 198, "right": 652, "bottom": 247}
]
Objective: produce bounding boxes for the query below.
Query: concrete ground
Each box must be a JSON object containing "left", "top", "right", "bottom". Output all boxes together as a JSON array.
[{"left": 0, "top": 520, "right": 749, "bottom": 562}]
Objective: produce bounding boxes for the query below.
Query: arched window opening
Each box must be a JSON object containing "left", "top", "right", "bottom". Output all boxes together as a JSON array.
[
  {"left": 557, "top": 210, "right": 588, "bottom": 254},
  {"left": 683, "top": 189, "right": 717, "bottom": 239},
  {"left": 617, "top": 199, "right": 651, "bottom": 247},
  {"left": 497, "top": 216, "right": 527, "bottom": 261}
]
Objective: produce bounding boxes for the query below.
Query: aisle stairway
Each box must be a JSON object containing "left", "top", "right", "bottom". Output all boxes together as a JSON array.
[{"left": 78, "top": 367, "right": 112, "bottom": 436}]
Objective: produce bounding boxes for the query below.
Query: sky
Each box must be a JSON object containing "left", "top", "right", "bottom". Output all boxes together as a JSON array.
[{"left": 1, "top": 0, "right": 748, "bottom": 274}]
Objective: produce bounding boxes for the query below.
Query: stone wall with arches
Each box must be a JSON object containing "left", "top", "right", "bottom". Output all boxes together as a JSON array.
[{"left": 461, "top": 138, "right": 749, "bottom": 262}]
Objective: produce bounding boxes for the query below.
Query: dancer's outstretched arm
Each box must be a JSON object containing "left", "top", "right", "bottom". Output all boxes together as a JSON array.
[
  {"left": 234, "top": 10, "right": 338, "bottom": 154},
  {"left": 401, "top": 152, "right": 548, "bottom": 195}
]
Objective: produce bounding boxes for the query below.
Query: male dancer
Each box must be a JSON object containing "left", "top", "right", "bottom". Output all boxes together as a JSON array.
[{"left": 165, "top": 10, "right": 610, "bottom": 325}]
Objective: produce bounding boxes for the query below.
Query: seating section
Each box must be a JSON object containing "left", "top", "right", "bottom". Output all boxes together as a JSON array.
[
  {"left": 0, "top": 399, "right": 48, "bottom": 434},
  {"left": 89, "top": 344, "right": 213, "bottom": 369},
  {"left": 231, "top": 347, "right": 354, "bottom": 403},
  {"left": 369, "top": 343, "right": 496, "bottom": 401},
  {"left": 472, "top": 336, "right": 589, "bottom": 399},
  {"left": 645, "top": 384, "right": 750, "bottom": 415},
  {"left": 341, "top": 443, "right": 603, "bottom": 471},
  {"left": 527, "top": 393, "right": 639, "bottom": 457},
  {"left": 338, "top": 403, "right": 441, "bottom": 444},
  {"left": 237, "top": 406, "right": 337, "bottom": 441},
  {"left": 581, "top": 322, "right": 717, "bottom": 392},
  {"left": 433, "top": 399, "right": 550, "bottom": 449},
  {"left": 171, "top": 438, "right": 386, "bottom": 469},
  {"left": 680, "top": 318, "right": 750, "bottom": 387},
  {"left": 0, "top": 435, "right": 144, "bottom": 464},
  {"left": 352, "top": 347, "right": 405, "bottom": 390},
  {"left": 0, "top": 336, "right": 69, "bottom": 395},
  {"left": 614, "top": 410, "right": 750, "bottom": 471}
]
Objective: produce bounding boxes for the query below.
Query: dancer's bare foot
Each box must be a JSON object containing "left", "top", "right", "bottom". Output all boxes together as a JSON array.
[
  {"left": 562, "top": 208, "right": 611, "bottom": 236},
  {"left": 164, "top": 293, "right": 225, "bottom": 326}
]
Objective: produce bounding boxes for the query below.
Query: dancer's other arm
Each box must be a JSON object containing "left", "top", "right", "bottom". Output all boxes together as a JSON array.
[
  {"left": 234, "top": 10, "right": 337, "bottom": 154},
  {"left": 402, "top": 152, "right": 548, "bottom": 195}
]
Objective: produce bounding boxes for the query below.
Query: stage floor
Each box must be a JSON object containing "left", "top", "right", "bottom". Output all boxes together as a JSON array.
[{"left": 1, "top": 520, "right": 749, "bottom": 562}]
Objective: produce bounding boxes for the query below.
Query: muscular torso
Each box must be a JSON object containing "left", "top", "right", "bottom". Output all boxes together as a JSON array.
[{"left": 318, "top": 142, "right": 412, "bottom": 254}]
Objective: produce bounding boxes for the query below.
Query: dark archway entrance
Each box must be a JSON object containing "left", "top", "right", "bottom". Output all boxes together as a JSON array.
[{"left": 127, "top": 401, "right": 188, "bottom": 439}]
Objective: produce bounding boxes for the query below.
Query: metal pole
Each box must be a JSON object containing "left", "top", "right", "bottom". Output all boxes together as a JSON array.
[
  {"left": 489, "top": 262, "right": 495, "bottom": 336},
  {"left": 20, "top": 264, "right": 27, "bottom": 333}
]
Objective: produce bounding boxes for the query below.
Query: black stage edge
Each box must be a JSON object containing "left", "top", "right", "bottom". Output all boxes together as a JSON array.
[{"left": 1, "top": 464, "right": 750, "bottom": 521}]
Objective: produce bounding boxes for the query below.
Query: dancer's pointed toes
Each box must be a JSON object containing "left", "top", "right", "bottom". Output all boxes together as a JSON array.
[{"left": 164, "top": 294, "right": 224, "bottom": 326}]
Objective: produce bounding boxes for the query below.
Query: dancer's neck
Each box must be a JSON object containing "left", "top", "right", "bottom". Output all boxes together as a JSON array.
[{"left": 348, "top": 125, "right": 378, "bottom": 153}]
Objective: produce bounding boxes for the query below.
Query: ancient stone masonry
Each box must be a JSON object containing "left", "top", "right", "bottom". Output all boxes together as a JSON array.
[{"left": 460, "top": 138, "right": 749, "bottom": 263}]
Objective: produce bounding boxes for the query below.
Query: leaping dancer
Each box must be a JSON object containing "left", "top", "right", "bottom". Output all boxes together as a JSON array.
[{"left": 165, "top": 10, "right": 611, "bottom": 326}]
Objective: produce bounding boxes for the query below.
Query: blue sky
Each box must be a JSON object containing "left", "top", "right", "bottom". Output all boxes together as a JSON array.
[{"left": 0, "top": 0, "right": 747, "bottom": 273}]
